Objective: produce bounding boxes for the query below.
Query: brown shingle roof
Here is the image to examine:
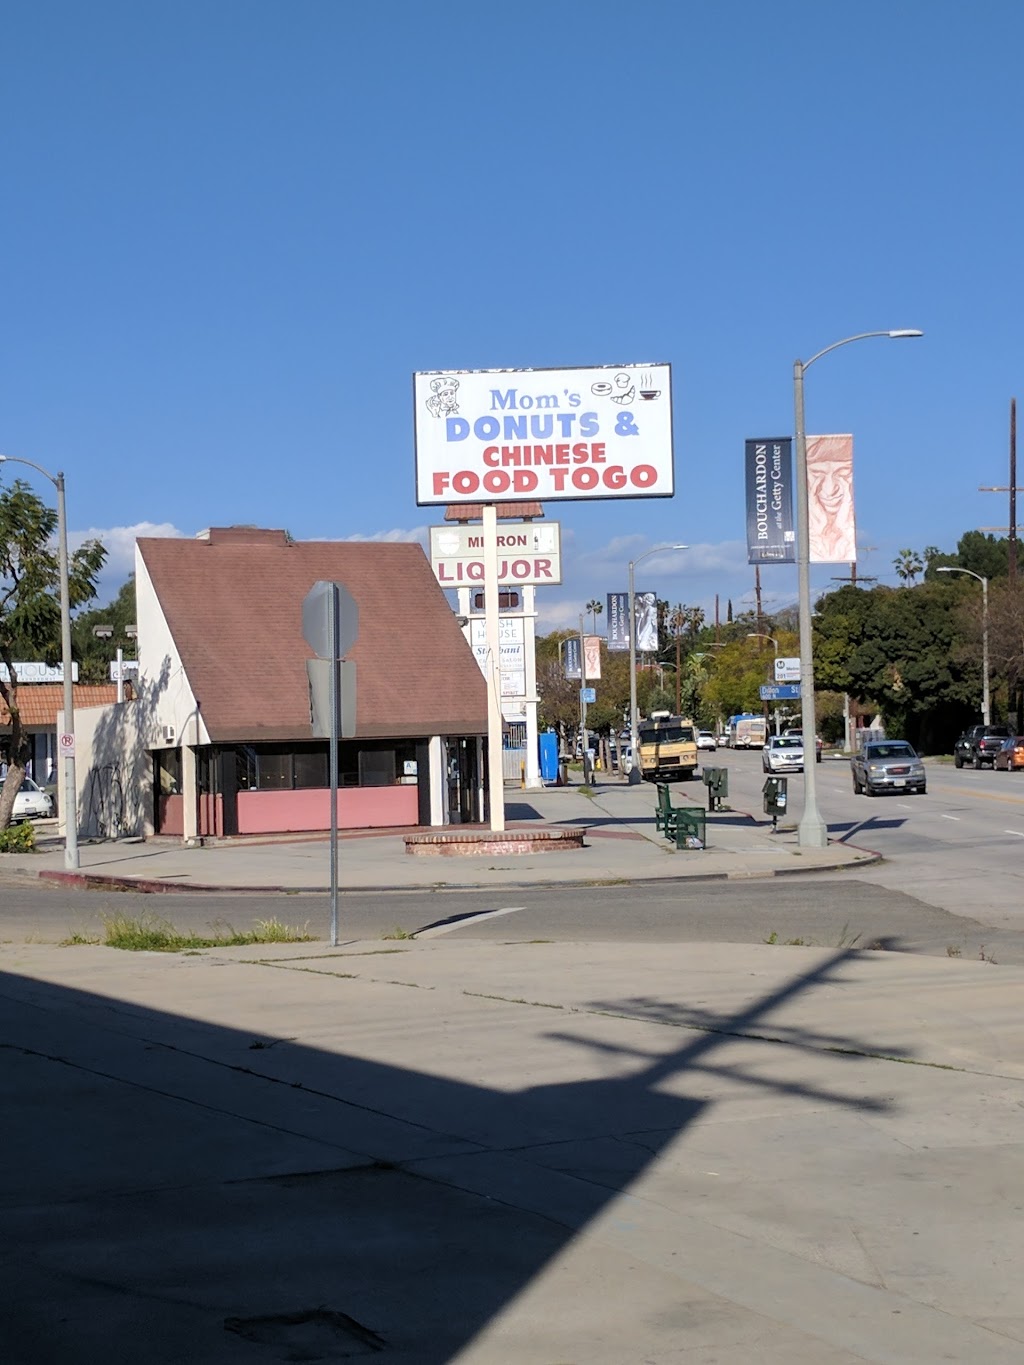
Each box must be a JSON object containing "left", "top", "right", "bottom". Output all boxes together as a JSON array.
[
  {"left": 0, "top": 683, "right": 118, "bottom": 728},
  {"left": 138, "top": 529, "right": 487, "bottom": 742}
]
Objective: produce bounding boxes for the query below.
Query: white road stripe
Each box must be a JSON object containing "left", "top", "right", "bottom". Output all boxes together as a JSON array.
[
  {"left": 417, "top": 905, "right": 527, "bottom": 938},
  {"left": 939, "top": 814, "right": 960, "bottom": 821},
  {"left": 1003, "top": 830, "right": 1024, "bottom": 839}
]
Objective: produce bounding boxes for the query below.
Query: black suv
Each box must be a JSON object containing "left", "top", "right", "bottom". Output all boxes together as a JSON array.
[{"left": 954, "top": 725, "right": 1012, "bottom": 769}]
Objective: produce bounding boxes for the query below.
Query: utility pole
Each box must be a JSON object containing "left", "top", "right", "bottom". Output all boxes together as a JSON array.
[{"left": 979, "top": 398, "right": 1022, "bottom": 584}]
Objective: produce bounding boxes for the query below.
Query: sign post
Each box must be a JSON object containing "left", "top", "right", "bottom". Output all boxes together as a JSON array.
[{"left": 303, "top": 580, "right": 358, "bottom": 946}]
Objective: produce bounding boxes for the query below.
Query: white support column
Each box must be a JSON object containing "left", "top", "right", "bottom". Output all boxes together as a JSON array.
[
  {"left": 428, "top": 735, "right": 445, "bottom": 826},
  {"left": 482, "top": 504, "right": 505, "bottom": 831},
  {"left": 181, "top": 743, "right": 197, "bottom": 843}
]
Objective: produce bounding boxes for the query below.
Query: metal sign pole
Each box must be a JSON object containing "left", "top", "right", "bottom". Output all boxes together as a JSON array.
[
  {"left": 329, "top": 583, "right": 340, "bottom": 947},
  {"left": 482, "top": 504, "right": 505, "bottom": 831}
]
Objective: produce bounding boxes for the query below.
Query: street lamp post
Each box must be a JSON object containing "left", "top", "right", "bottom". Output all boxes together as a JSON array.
[
  {"left": 0, "top": 453, "right": 79, "bottom": 868},
  {"left": 793, "top": 329, "right": 923, "bottom": 847},
  {"left": 937, "top": 567, "right": 990, "bottom": 724},
  {"left": 747, "top": 632, "right": 780, "bottom": 733},
  {"left": 93, "top": 624, "right": 139, "bottom": 704},
  {"left": 628, "top": 544, "right": 688, "bottom": 785}
]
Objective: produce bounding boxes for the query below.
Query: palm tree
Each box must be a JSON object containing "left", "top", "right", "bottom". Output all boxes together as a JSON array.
[
  {"left": 893, "top": 548, "right": 924, "bottom": 586},
  {"left": 585, "top": 599, "right": 603, "bottom": 634}
]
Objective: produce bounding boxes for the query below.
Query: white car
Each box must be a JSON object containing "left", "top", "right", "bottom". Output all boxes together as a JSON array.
[
  {"left": 11, "top": 776, "right": 54, "bottom": 822},
  {"left": 762, "top": 735, "right": 804, "bottom": 773},
  {"left": 696, "top": 731, "right": 717, "bottom": 751}
]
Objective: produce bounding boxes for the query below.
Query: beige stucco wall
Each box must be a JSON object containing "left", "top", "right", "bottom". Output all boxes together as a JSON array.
[{"left": 73, "top": 700, "right": 154, "bottom": 838}]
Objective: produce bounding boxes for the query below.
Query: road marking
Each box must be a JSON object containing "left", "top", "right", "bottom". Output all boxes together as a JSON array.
[
  {"left": 1003, "top": 830, "right": 1024, "bottom": 839},
  {"left": 939, "top": 814, "right": 960, "bottom": 821},
  {"left": 416, "top": 905, "right": 527, "bottom": 938}
]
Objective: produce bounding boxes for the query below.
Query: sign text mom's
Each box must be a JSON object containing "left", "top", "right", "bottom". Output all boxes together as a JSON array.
[{"left": 414, "top": 364, "right": 673, "bottom": 504}]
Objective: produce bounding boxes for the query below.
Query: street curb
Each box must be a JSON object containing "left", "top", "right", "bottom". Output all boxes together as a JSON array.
[{"left": 35, "top": 849, "right": 882, "bottom": 897}]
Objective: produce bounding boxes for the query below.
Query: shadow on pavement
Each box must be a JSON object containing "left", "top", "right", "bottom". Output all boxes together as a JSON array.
[{"left": 1, "top": 948, "right": 898, "bottom": 1362}]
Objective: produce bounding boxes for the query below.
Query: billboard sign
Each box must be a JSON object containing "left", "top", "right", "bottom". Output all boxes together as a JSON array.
[
  {"left": 607, "top": 591, "right": 630, "bottom": 650},
  {"left": 430, "top": 521, "right": 561, "bottom": 587},
  {"left": 745, "top": 438, "right": 795, "bottom": 564},
  {"left": 414, "top": 364, "right": 673, "bottom": 505},
  {"left": 774, "top": 656, "right": 800, "bottom": 682},
  {"left": 807, "top": 434, "right": 855, "bottom": 563}
]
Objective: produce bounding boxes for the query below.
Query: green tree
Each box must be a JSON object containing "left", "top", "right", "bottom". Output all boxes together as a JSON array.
[
  {"left": 893, "top": 548, "right": 924, "bottom": 586},
  {"left": 0, "top": 480, "right": 106, "bottom": 829},
  {"left": 813, "top": 583, "right": 973, "bottom": 750},
  {"left": 585, "top": 598, "right": 603, "bottom": 634},
  {"left": 72, "top": 577, "right": 138, "bottom": 683}
]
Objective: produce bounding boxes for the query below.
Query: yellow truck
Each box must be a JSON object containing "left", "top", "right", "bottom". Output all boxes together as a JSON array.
[{"left": 637, "top": 713, "right": 699, "bottom": 782}]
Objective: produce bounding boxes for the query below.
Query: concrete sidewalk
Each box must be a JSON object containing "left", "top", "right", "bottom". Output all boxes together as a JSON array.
[
  {"left": 2, "top": 932, "right": 1022, "bottom": 1362},
  {"left": 1, "top": 778, "right": 877, "bottom": 893}
]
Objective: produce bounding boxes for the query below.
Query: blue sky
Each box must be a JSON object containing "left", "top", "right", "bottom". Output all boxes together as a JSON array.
[{"left": 3, "top": 1, "right": 1021, "bottom": 629}]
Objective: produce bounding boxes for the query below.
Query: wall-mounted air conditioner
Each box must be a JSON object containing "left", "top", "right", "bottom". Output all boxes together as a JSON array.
[{"left": 161, "top": 725, "right": 176, "bottom": 743}]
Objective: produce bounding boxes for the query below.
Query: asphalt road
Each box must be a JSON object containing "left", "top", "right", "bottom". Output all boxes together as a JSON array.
[{"left": 2, "top": 749, "right": 1021, "bottom": 960}]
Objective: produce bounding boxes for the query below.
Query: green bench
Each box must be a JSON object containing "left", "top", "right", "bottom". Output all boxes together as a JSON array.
[{"left": 654, "top": 783, "right": 708, "bottom": 849}]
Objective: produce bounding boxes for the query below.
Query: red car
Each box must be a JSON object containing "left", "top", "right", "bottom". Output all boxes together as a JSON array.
[{"left": 993, "top": 736, "right": 1024, "bottom": 771}]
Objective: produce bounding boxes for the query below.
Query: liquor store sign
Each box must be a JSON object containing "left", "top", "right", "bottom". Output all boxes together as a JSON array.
[{"left": 430, "top": 522, "right": 562, "bottom": 587}]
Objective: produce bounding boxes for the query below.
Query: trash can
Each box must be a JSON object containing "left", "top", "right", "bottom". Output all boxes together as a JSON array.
[
  {"left": 702, "top": 766, "right": 729, "bottom": 811},
  {"left": 762, "top": 775, "right": 788, "bottom": 830},
  {"left": 670, "top": 805, "right": 707, "bottom": 850}
]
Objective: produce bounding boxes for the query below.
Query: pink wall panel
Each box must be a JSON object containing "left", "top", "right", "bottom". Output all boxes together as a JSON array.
[{"left": 236, "top": 785, "right": 419, "bottom": 834}]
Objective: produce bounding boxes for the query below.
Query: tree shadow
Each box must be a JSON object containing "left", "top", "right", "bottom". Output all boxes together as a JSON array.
[
  {"left": 76, "top": 654, "right": 173, "bottom": 839},
  {"left": 1, "top": 946, "right": 900, "bottom": 1362}
]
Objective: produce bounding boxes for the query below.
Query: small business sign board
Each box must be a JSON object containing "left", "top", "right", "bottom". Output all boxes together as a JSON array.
[
  {"left": 774, "top": 656, "right": 801, "bottom": 682},
  {"left": 414, "top": 364, "right": 673, "bottom": 505},
  {"left": 760, "top": 683, "right": 801, "bottom": 700},
  {"left": 0, "top": 661, "right": 79, "bottom": 684},
  {"left": 430, "top": 521, "right": 561, "bottom": 586},
  {"left": 470, "top": 618, "right": 525, "bottom": 697}
]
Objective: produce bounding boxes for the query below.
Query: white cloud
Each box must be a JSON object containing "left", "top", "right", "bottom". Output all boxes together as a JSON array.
[
  {"left": 69, "top": 522, "right": 188, "bottom": 606},
  {"left": 343, "top": 525, "right": 430, "bottom": 548},
  {"left": 71, "top": 521, "right": 188, "bottom": 578}
]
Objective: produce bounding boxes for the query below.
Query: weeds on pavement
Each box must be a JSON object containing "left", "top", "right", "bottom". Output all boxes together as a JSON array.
[{"left": 61, "top": 912, "right": 314, "bottom": 952}]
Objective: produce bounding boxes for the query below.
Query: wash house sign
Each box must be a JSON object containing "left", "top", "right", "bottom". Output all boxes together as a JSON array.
[{"left": 414, "top": 364, "right": 673, "bottom": 505}]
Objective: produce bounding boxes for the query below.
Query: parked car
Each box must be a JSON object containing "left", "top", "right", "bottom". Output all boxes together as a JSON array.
[
  {"left": 783, "top": 728, "right": 823, "bottom": 762},
  {"left": 762, "top": 734, "right": 804, "bottom": 773},
  {"left": 851, "top": 740, "right": 926, "bottom": 796},
  {"left": 696, "top": 731, "right": 717, "bottom": 751},
  {"left": 954, "top": 724, "right": 1012, "bottom": 769},
  {"left": 11, "top": 776, "right": 55, "bottom": 822},
  {"left": 993, "top": 736, "right": 1024, "bottom": 771}
]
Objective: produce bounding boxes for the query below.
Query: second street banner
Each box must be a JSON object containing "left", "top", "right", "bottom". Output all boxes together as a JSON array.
[{"left": 745, "top": 437, "right": 795, "bottom": 564}]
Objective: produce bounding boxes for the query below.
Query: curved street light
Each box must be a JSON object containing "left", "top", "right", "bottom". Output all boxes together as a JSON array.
[
  {"left": 937, "top": 567, "right": 990, "bottom": 725},
  {"left": 627, "top": 544, "right": 688, "bottom": 784},
  {"left": 793, "top": 329, "right": 923, "bottom": 847},
  {"left": 0, "top": 453, "right": 78, "bottom": 867}
]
